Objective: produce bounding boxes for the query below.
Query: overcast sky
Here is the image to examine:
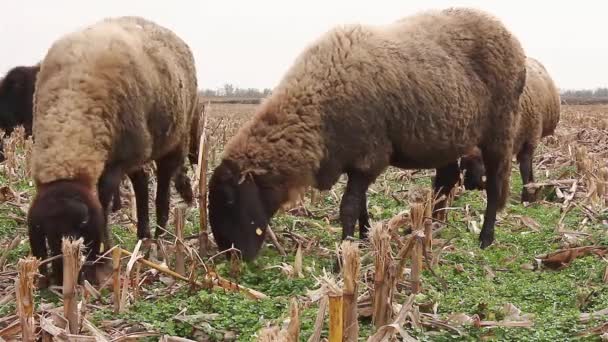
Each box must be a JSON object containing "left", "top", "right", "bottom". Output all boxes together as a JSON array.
[{"left": 0, "top": 1, "right": 604, "bottom": 90}]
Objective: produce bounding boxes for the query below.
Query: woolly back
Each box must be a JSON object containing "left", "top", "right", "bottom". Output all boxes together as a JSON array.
[
  {"left": 523, "top": 58, "right": 561, "bottom": 137},
  {"left": 221, "top": 7, "right": 526, "bottom": 189},
  {"left": 32, "top": 16, "right": 197, "bottom": 187}
]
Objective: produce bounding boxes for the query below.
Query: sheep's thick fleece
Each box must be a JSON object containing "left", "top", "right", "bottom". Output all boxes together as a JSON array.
[
  {"left": 32, "top": 16, "right": 197, "bottom": 187},
  {"left": 513, "top": 57, "right": 561, "bottom": 151},
  {"left": 223, "top": 8, "right": 526, "bottom": 208}
]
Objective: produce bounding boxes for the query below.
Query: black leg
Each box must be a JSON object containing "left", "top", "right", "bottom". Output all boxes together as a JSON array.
[
  {"left": 80, "top": 233, "right": 103, "bottom": 285},
  {"left": 154, "top": 150, "right": 185, "bottom": 239},
  {"left": 111, "top": 186, "right": 122, "bottom": 212},
  {"left": 358, "top": 192, "right": 370, "bottom": 239},
  {"left": 45, "top": 234, "right": 64, "bottom": 286},
  {"left": 432, "top": 162, "right": 461, "bottom": 221},
  {"left": 173, "top": 163, "right": 194, "bottom": 206},
  {"left": 340, "top": 172, "right": 372, "bottom": 240},
  {"left": 128, "top": 169, "right": 151, "bottom": 240},
  {"left": 28, "top": 225, "right": 49, "bottom": 282},
  {"left": 517, "top": 143, "right": 536, "bottom": 203},
  {"left": 479, "top": 149, "right": 511, "bottom": 249},
  {"left": 97, "top": 168, "right": 124, "bottom": 219}
]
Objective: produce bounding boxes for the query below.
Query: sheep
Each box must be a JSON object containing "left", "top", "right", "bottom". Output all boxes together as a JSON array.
[
  {"left": 27, "top": 16, "right": 198, "bottom": 285},
  {"left": 208, "top": 7, "right": 527, "bottom": 261},
  {"left": 0, "top": 65, "right": 39, "bottom": 162},
  {"left": 0, "top": 64, "right": 194, "bottom": 218},
  {"left": 0, "top": 64, "right": 125, "bottom": 211},
  {"left": 459, "top": 57, "right": 561, "bottom": 202}
]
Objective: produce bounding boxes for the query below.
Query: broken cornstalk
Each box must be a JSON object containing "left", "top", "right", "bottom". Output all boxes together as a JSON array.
[
  {"left": 410, "top": 203, "right": 425, "bottom": 294},
  {"left": 112, "top": 247, "right": 122, "bottom": 313},
  {"left": 328, "top": 292, "right": 343, "bottom": 342},
  {"left": 371, "top": 222, "right": 394, "bottom": 328},
  {"left": 62, "top": 237, "right": 84, "bottom": 334},
  {"left": 197, "top": 102, "right": 210, "bottom": 258},
  {"left": 16, "top": 256, "right": 40, "bottom": 342},
  {"left": 118, "top": 248, "right": 267, "bottom": 300},
  {"left": 307, "top": 296, "right": 328, "bottom": 342},
  {"left": 174, "top": 205, "right": 186, "bottom": 276},
  {"left": 341, "top": 241, "right": 360, "bottom": 341}
]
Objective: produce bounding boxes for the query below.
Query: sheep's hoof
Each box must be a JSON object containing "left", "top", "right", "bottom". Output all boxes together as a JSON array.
[
  {"left": 520, "top": 190, "right": 537, "bottom": 204},
  {"left": 479, "top": 238, "right": 493, "bottom": 249}
]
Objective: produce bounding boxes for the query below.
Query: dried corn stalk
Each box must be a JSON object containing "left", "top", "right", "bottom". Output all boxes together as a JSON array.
[
  {"left": 16, "top": 256, "right": 41, "bottom": 342},
  {"left": 371, "top": 222, "right": 394, "bottom": 328},
  {"left": 62, "top": 237, "right": 84, "bottom": 334},
  {"left": 410, "top": 203, "right": 425, "bottom": 294},
  {"left": 197, "top": 102, "right": 210, "bottom": 257},
  {"left": 174, "top": 206, "right": 186, "bottom": 276},
  {"left": 341, "top": 241, "right": 360, "bottom": 341}
]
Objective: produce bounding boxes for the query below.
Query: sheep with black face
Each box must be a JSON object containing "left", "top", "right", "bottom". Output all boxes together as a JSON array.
[
  {"left": 27, "top": 16, "right": 198, "bottom": 285},
  {"left": 208, "top": 7, "right": 527, "bottom": 261}
]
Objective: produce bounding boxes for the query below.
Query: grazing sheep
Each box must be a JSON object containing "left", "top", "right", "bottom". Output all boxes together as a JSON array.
[
  {"left": 208, "top": 7, "right": 527, "bottom": 261},
  {"left": 459, "top": 57, "right": 561, "bottom": 202},
  {"left": 0, "top": 64, "right": 125, "bottom": 211},
  {"left": 0, "top": 64, "right": 194, "bottom": 219},
  {"left": 27, "top": 16, "right": 198, "bottom": 285}
]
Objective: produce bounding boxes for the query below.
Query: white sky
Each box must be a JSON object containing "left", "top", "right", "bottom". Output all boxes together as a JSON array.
[{"left": 0, "top": 1, "right": 605, "bottom": 90}]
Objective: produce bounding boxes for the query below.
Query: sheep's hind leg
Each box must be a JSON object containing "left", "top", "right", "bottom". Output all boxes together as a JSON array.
[
  {"left": 479, "top": 148, "right": 511, "bottom": 249},
  {"left": 340, "top": 172, "right": 373, "bottom": 241},
  {"left": 358, "top": 192, "right": 370, "bottom": 239},
  {"left": 517, "top": 143, "right": 536, "bottom": 203},
  {"left": 111, "top": 186, "right": 122, "bottom": 212},
  {"left": 432, "top": 162, "right": 461, "bottom": 222},
  {"left": 154, "top": 150, "right": 185, "bottom": 239}
]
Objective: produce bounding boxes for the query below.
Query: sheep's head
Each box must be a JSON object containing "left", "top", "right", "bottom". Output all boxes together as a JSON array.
[
  {"left": 460, "top": 154, "right": 486, "bottom": 191},
  {"left": 208, "top": 159, "right": 287, "bottom": 261},
  {"left": 27, "top": 179, "right": 105, "bottom": 284}
]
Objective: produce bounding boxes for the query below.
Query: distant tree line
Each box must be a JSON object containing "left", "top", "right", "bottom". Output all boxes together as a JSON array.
[
  {"left": 560, "top": 88, "right": 608, "bottom": 99},
  {"left": 560, "top": 88, "right": 608, "bottom": 105},
  {"left": 199, "top": 83, "right": 272, "bottom": 98}
]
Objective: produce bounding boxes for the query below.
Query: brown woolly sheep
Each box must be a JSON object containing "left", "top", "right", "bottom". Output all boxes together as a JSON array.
[
  {"left": 208, "top": 7, "right": 527, "bottom": 261},
  {"left": 27, "top": 16, "right": 198, "bottom": 285},
  {"left": 0, "top": 64, "right": 123, "bottom": 211},
  {"left": 460, "top": 57, "right": 561, "bottom": 202},
  {"left": 0, "top": 64, "right": 196, "bottom": 213}
]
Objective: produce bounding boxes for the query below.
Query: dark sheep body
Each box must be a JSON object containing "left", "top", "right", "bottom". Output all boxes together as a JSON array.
[
  {"left": 0, "top": 65, "right": 39, "bottom": 162},
  {"left": 208, "top": 7, "right": 527, "bottom": 261},
  {"left": 27, "top": 16, "right": 198, "bottom": 285},
  {"left": 460, "top": 57, "right": 561, "bottom": 202}
]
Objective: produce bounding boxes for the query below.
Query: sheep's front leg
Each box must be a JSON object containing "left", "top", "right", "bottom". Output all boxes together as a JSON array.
[
  {"left": 340, "top": 172, "right": 372, "bottom": 240},
  {"left": 479, "top": 148, "right": 512, "bottom": 249},
  {"left": 155, "top": 149, "right": 185, "bottom": 239},
  {"left": 128, "top": 169, "right": 151, "bottom": 240},
  {"left": 173, "top": 163, "right": 194, "bottom": 206},
  {"left": 28, "top": 225, "right": 49, "bottom": 285},
  {"left": 517, "top": 143, "right": 536, "bottom": 203},
  {"left": 432, "top": 162, "right": 461, "bottom": 222}
]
